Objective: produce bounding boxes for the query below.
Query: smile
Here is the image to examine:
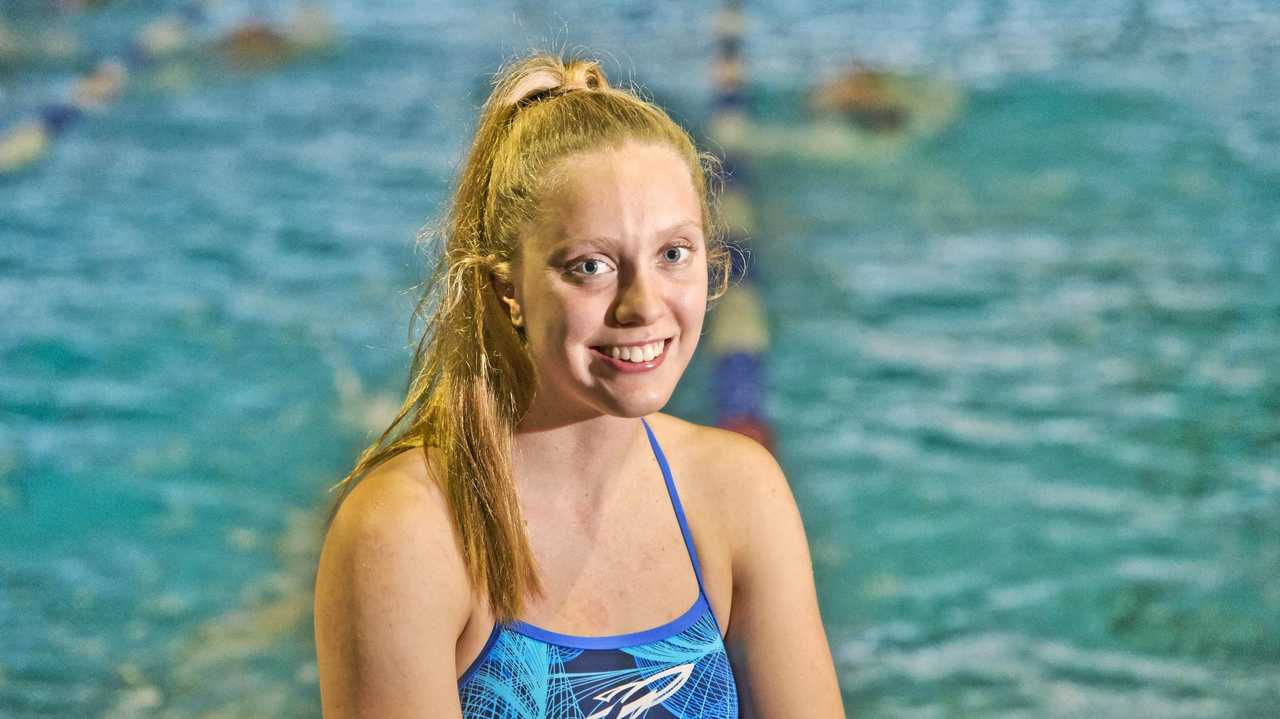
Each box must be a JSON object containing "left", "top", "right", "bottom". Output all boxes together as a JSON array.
[{"left": 589, "top": 338, "right": 671, "bottom": 373}]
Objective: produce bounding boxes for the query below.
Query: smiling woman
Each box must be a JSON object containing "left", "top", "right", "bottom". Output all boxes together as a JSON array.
[
  {"left": 312, "top": 51, "right": 845, "bottom": 719},
  {"left": 495, "top": 141, "right": 710, "bottom": 420}
]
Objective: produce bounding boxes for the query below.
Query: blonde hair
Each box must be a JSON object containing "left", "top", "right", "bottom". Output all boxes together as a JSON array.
[{"left": 326, "top": 51, "right": 733, "bottom": 623}]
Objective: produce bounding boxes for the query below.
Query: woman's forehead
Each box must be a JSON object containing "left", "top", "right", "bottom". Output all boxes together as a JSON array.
[{"left": 530, "top": 144, "right": 701, "bottom": 248}]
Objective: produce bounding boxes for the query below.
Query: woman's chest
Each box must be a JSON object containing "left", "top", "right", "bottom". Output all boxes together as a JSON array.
[
  {"left": 515, "top": 475, "right": 721, "bottom": 633},
  {"left": 455, "top": 463, "right": 735, "bottom": 680}
]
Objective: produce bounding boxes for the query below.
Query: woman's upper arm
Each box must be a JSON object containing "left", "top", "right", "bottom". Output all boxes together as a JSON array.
[
  {"left": 719, "top": 435, "right": 846, "bottom": 718},
  {"left": 314, "top": 453, "right": 471, "bottom": 718}
]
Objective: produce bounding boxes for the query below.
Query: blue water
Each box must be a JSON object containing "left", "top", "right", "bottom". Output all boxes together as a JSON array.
[{"left": 2, "top": 1, "right": 1278, "bottom": 716}]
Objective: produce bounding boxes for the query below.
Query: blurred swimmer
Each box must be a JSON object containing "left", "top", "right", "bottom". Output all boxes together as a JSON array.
[
  {"left": 711, "top": 60, "right": 963, "bottom": 163},
  {"left": 0, "top": 58, "right": 125, "bottom": 172},
  {"left": 72, "top": 58, "right": 126, "bottom": 107},
  {"left": 216, "top": 5, "right": 333, "bottom": 71},
  {"left": 810, "top": 66, "right": 913, "bottom": 133},
  {"left": 0, "top": 120, "right": 50, "bottom": 173},
  {"left": 134, "top": 16, "right": 193, "bottom": 60},
  {"left": 0, "top": 3, "right": 334, "bottom": 174}
]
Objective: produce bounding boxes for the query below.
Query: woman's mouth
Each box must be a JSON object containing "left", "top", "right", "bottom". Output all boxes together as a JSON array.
[{"left": 589, "top": 338, "right": 671, "bottom": 373}]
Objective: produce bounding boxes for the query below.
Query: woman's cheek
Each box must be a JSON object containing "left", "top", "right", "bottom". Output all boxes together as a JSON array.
[{"left": 675, "top": 281, "right": 709, "bottom": 316}]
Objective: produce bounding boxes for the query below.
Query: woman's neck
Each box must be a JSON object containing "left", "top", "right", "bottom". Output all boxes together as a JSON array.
[{"left": 510, "top": 410, "right": 652, "bottom": 503}]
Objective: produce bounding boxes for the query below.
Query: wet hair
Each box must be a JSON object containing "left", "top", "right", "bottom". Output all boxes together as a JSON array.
[{"left": 326, "top": 51, "right": 732, "bottom": 622}]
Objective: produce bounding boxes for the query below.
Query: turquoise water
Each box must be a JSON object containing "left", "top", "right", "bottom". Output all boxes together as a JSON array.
[{"left": 2, "top": 1, "right": 1278, "bottom": 716}]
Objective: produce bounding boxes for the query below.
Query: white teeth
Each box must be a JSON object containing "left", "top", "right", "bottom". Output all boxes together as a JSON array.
[{"left": 600, "top": 340, "right": 666, "bottom": 363}]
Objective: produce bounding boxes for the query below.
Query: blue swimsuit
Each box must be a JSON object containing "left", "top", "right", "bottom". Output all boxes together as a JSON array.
[{"left": 458, "top": 418, "right": 741, "bottom": 718}]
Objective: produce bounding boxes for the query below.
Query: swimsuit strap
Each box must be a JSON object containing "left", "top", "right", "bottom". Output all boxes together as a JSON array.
[{"left": 641, "top": 417, "right": 710, "bottom": 600}]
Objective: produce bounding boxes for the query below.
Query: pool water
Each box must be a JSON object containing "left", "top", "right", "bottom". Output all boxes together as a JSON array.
[{"left": 2, "top": 1, "right": 1277, "bottom": 716}]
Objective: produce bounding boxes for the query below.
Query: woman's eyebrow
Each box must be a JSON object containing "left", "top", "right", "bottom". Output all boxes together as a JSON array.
[
  {"left": 657, "top": 220, "right": 703, "bottom": 238},
  {"left": 545, "top": 237, "right": 614, "bottom": 264},
  {"left": 554, "top": 220, "right": 704, "bottom": 250}
]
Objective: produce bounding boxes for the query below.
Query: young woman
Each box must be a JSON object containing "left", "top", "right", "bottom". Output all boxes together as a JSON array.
[{"left": 313, "top": 53, "right": 846, "bottom": 718}]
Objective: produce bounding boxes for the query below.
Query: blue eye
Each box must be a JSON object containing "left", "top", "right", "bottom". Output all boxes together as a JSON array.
[
  {"left": 569, "top": 257, "right": 614, "bottom": 277},
  {"left": 664, "top": 246, "right": 692, "bottom": 263}
]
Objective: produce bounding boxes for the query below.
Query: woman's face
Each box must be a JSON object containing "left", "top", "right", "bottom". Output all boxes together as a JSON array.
[{"left": 505, "top": 140, "right": 708, "bottom": 422}]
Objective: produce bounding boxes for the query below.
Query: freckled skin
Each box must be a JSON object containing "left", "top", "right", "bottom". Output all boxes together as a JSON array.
[{"left": 506, "top": 141, "right": 709, "bottom": 424}]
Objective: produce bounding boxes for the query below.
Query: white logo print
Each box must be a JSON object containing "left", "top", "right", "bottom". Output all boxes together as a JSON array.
[{"left": 584, "top": 663, "right": 696, "bottom": 719}]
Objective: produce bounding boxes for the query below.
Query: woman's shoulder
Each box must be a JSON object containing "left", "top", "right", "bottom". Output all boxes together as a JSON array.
[
  {"left": 648, "top": 413, "right": 810, "bottom": 599},
  {"left": 331, "top": 446, "right": 451, "bottom": 539},
  {"left": 646, "top": 412, "right": 790, "bottom": 525},
  {"left": 319, "top": 445, "right": 471, "bottom": 617},
  {"left": 648, "top": 412, "right": 784, "bottom": 484},
  {"left": 314, "top": 446, "right": 473, "bottom": 712}
]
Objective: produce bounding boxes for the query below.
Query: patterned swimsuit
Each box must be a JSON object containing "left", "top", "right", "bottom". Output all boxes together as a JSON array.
[{"left": 458, "top": 418, "right": 740, "bottom": 718}]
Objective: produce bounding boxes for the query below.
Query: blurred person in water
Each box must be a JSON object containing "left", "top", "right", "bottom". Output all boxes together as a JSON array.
[{"left": 0, "top": 3, "right": 334, "bottom": 174}]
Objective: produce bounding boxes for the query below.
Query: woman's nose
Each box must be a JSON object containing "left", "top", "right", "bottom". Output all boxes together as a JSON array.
[{"left": 613, "top": 268, "right": 664, "bottom": 326}]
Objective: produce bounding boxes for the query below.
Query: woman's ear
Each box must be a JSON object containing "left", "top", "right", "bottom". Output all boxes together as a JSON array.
[{"left": 490, "top": 271, "right": 524, "bottom": 328}]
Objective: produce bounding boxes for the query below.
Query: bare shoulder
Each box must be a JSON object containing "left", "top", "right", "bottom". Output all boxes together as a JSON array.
[
  {"left": 648, "top": 416, "right": 844, "bottom": 716},
  {"left": 331, "top": 447, "right": 448, "bottom": 526},
  {"left": 314, "top": 446, "right": 470, "bottom": 717},
  {"left": 650, "top": 409, "right": 778, "bottom": 470},
  {"left": 646, "top": 413, "right": 792, "bottom": 558},
  {"left": 649, "top": 412, "right": 786, "bottom": 495},
  {"left": 321, "top": 446, "right": 465, "bottom": 589}
]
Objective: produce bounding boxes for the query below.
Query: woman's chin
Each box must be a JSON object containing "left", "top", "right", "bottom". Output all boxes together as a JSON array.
[{"left": 595, "top": 386, "right": 675, "bottom": 418}]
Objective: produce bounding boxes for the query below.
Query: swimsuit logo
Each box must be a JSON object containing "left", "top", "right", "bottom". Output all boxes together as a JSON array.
[{"left": 584, "top": 663, "right": 696, "bottom": 719}]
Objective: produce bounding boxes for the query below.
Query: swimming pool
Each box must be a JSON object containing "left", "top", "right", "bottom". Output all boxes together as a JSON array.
[{"left": 2, "top": 1, "right": 1277, "bottom": 716}]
